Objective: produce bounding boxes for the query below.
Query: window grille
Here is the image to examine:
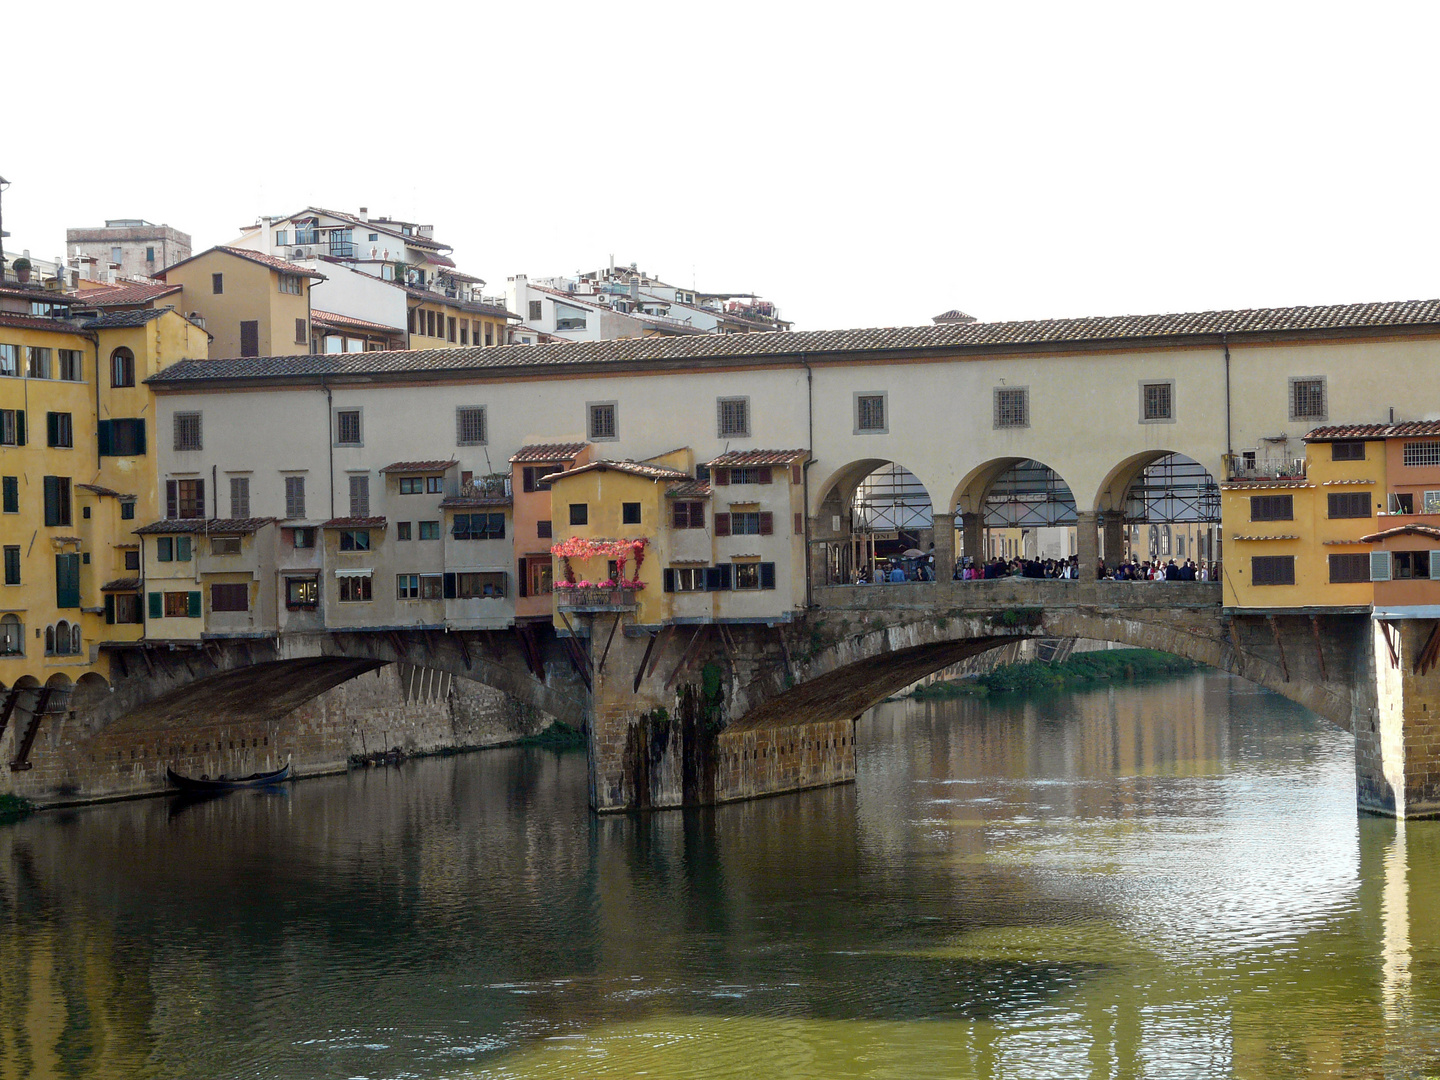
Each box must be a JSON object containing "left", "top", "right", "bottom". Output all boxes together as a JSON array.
[
  {"left": 588, "top": 402, "right": 617, "bottom": 440},
  {"left": 1290, "top": 379, "right": 1326, "bottom": 420},
  {"left": 857, "top": 394, "right": 886, "bottom": 432},
  {"left": 173, "top": 412, "right": 202, "bottom": 452},
  {"left": 717, "top": 397, "right": 749, "bottom": 438},
  {"left": 994, "top": 388, "right": 1028, "bottom": 428},
  {"left": 335, "top": 410, "right": 362, "bottom": 446},
  {"left": 1142, "top": 382, "right": 1173, "bottom": 421},
  {"left": 1403, "top": 442, "right": 1440, "bottom": 467},
  {"left": 456, "top": 406, "right": 486, "bottom": 445}
]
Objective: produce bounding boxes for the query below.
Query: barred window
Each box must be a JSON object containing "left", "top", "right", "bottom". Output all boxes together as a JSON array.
[
  {"left": 1327, "top": 492, "right": 1370, "bottom": 519},
  {"left": 588, "top": 401, "right": 617, "bottom": 440},
  {"left": 1403, "top": 441, "right": 1440, "bottom": 467},
  {"left": 1331, "top": 440, "right": 1365, "bottom": 461},
  {"left": 856, "top": 393, "right": 886, "bottom": 433},
  {"left": 1290, "top": 378, "right": 1326, "bottom": 421},
  {"left": 174, "top": 411, "right": 202, "bottom": 452},
  {"left": 456, "top": 406, "right": 487, "bottom": 445},
  {"left": 335, "top": 409, "right": 362, "bottom": 446},
  {"left": 1250, "top": 494, "right": 1294, "bottom": 521},
  {"left": 1251, "top": 555, "right": 1295, "bottom": 585},
  {"left": 994, "top": 387, "right": 1028, "bottom": 429},
  {"left": 1329, "top": 553, "right": 1370, "bottom": 583},
  {"left": 717, "top": 397, "right": 749, "bottom": 438},
  {"left": 1142, "top": 382, "right": 1173, "bottom": 421},
  {"left": 285, "top": 476, "right": 305, "bottom": 519}
]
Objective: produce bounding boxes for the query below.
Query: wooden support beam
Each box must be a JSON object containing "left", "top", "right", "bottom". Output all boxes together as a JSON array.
[
  {"left": 112, "top": 650, "right": 127, "bottom": 679},
  {"left": 596, "top": 613, "right": 621, "bottom": 676},
  {"left": 1308, "top": 615, "right": 1330, "bottom": 682},
  {"left": 387, "top": 630, "right": 409, "bottom": 662},
  {"left": 1382, "top": 620, "right": 1401, "bottom": 670},
  {"left": 666, "top": 625, "right": 711, "bottom": 690},
  {"left": 1267, "top": 615, "right": 1290, "bottom": 682},
  {"left": 633, "top": 631, "right": 660, "bottom": 693},
  {"left": 0, "top": 689, "right": 19, "bottom": 746},
  {"left": 646, "top": 624, "right": 673, "bottom": 680},
  {"left": 556, "top": 610, "right": 594, "bottom": 689},
  {"left": 9, "top": 688, "right": 51, "bottom": 771},
  {"left": 482, "top": 629, "right": 503, "bottom": 661},
  {"left": 774, "top": 623, "right": 795, "bottom": 684},
  {"left": 139, "top": 645, "right": 155, "bottom": 676},
  {"left": 455, "top": 632, "right": 473, "bottom": 671},
  {"left": 1415, "top": 621, "right": 1440, "bottom": 677},
  {"left": 515, "top": 625, "right": 545, "bottom": 680},
  {"left": 422, "top": 629, "right": 441, "bottom": 662},
  {"left": 716, "top": 623, "right": 739, "bottom": 674}
]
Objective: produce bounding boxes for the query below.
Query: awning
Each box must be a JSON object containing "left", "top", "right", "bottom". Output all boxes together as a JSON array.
[{"left": 333, "top": 568, "right": 373, "bottom": 578}]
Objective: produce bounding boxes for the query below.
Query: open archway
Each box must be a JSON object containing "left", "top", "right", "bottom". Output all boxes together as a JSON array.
[
  {"left": 813, "top": 459, "right": 937, "bottom": 584},
  {"left": 950, "top": 458, "right": 1081, "bottom": 570},
  {"left": 1095, "top": 451, "right": 1220, "bottom": 569}
]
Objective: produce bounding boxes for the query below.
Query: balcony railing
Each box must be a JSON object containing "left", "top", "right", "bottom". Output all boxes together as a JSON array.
[
  {"left": 555, "top": 587, "right": 639, "bottom": 611},
  {"left": 1223, "top": 454, "right": 1306, "bottom": 481}
]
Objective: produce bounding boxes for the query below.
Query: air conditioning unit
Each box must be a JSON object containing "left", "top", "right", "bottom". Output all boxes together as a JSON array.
[{"left": 292, "top": 246, "right": 311, "bottom": 259}]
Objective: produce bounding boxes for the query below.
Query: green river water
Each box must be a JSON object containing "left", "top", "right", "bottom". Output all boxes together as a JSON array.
[{"left": 3, "top": 671, "right": 1439, "bottom": 1078}]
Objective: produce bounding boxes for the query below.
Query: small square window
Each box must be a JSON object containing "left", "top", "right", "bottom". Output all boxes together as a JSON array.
[
  {"left": 622, "top": 502, "right": 641, "bottom": 525},
  {"left": 588, "top": 401, "right": 617, "bottom": 441},
  {"left": 456, "top": 406, "right": 486, "bottom": 445},
  {"left": 335, "top": 409, "right": 362, "bottom": 446},
  {"left": 570, "top": 503, "right": 588, "bottom": 526},
  {"left": 537, "top": 519, "right": 552, "bottom": 538},
  {"left": 993, "top": 387, "right": 1028, "bottom": 429},
  {"left": 717, "top": 397, "right": 749, "bottom": 438},
  {"left": 1332, "top": 440, "right": 1365, "bottom": 461},
  {"left": 1140, "top": 381, "right": 1174, "bottom": 422},
  {"left": 1289, "top": 377, "right": 1326, "bottom": 421},
  {"left": 418, "top": 520, "right": 440, "bottom": 540},
  {"left": 855, "top": 393, "right": 886, "bottom": 434},
  {"left": 396, "top": 521, "right": 412, "bottom": 540},
  {"left": 173, "top": 411, "right": 202, "bottom": 452}
]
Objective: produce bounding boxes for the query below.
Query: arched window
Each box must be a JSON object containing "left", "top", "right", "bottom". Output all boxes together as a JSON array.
[
  {"left": 111, "top": 347, "right": 136, "bottom": 388},
  {"left": 0, "top": 614, "right": 22, "bottom": 656},
  {"left": 70, "top": 623, "right": 81, "bottom": 656},
  {"left": 53, "top": 620, "right": 71, "bottom": 656},
  {"left": 45, "top": 625, "right": 56, "bottom": 655}
]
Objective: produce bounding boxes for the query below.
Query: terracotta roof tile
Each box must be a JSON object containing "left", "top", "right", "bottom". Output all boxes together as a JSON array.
[
  {"left": 322, "top": 517, "right": 387, "bottom": 528},
  {"left": 439, "top": 494, "right": 513, "bottom": 508},
  {"left": 67, "top": 282, "right": 181, "bottom": 308},
  {"left": 80, "top": 309, "right": 170, "bottom": 329},
  {"left": 156, "top": 245, "right": 325, "bottom": 282},
  {"left": 311, "top": 309, "right": 404, "bottom": 334},
  {"left": 378, "top": 459, "right": 456, "bottom": 473},
  {"left": 150, "top": 296, "right": 1440, "bottom": 385},
  {"left": 134, "top": 517, "right": 276, "bottom": 535},
  {"left": 1307, "top": 421, "right": 1440, "bottom": 440},
  {"left": 0, "top": 284, "right": 73, "bottom": 305},
  {"left": 100, "top": 578, "right": 141, "bottom": 592},
  {"left": 666, "top": 479, "right": 712, "bottom": 498},
  {"left": 0, "top": 313, "right": 88, "bottom": 336},
  {"left": 76, "top": 483, "right": 134, "bottom": 498},
  {"left": 1360, "top": 524, "right": 1440, "bottom": 543},
  {"left": 550, "top": 460, "right": 691, "bottom": 482},
  {"left": 510, "top": 443, "right": 587, "bottom": 463},
  {"left": 706, "top": 449, "right": 810, "bottom": 467}
]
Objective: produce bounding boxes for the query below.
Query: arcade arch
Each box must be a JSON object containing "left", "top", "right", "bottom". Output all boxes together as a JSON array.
[{"left": 813, "top": 459, "right": 938, "bottom": 583}]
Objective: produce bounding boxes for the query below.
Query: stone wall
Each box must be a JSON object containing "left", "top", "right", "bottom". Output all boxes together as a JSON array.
[{"left": 0, "top": 666, "right": 553, "bottom": 807}]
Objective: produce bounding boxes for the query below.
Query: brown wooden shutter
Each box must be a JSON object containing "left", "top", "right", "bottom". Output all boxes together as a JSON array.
[
  {"left": 166, "top": 479, "right": 178, "bottom": 519},
  {"left": 714, "top": 468, "right": 729, "bottom": 486},
  {"left": 756, "top": 467, "right": 772, "bottom": 484},
  {"left": 672, "top": 502, "right": 687, "bottom": 529},
  {"left": 791, "top": 465, "right": 802, "bottom": 485},
  {"left": 759, "top": 512, "right": 773, "bottom": 535},
  {"left": 691, "top": 502, "right": 704, "bottom": 529},
  {"left": 715, "top": 513, "right": 731, "bottom": 536},
  {"left": 794, "top": 512, "right": 804, "bottom": 535}
]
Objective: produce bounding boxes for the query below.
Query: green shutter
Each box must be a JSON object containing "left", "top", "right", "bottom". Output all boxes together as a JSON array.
[
  {"left": 177, "top": 536, "right": 192, "bottom": 562},
  {"left": 2, "top": 476, "right": 16, "bottom": 514},
  {"left": 14, "top": 410, "right": 24, "bottom": 446},
  {"left": 187, "top": 591, "right": 201, "bottom": 618},
  {"left": 148, "top": 592, "right": 162, "bottom": 620},
  {"left": 760, "top": 562, "right": 776, "bottom": 589},
  {"left": 443, "top": 573, "right": 457, "bottom": 599},
  {"left": 55, "top": 554, "right": 80, "bottom": 609},
  {"left": 97, "top": 420, "right": 113, "bottom": 457},
  {"left": 104, "top": 594, "right": 115, "bottom": 624},
  {"left": 1370, "top": 552, "right": 1392, "bottom": 581},
  {"left": 46, "top": 412, "right": 58, "bottom": 448},
  {"left": 134, "top": 418, "right": 147, "bottom": 455},
  {"left": 43, "top": 476, "right": 59, "bottom": 527}
]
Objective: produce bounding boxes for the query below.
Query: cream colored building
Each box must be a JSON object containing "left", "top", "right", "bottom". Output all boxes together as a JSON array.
[{"left": 156, "top": 246, "right": 323, "bottom": 359}]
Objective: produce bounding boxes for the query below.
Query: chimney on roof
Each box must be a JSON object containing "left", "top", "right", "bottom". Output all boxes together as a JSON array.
[{"left": 358, "top": 207, "right": 368, "bottom": 222}]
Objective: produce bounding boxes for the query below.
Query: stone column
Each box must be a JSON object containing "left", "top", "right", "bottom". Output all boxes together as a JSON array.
[
  {"left": 961, "top": 512, "right": 984, "bottom": 565},
  {"left": 1103, "top": 513, "right": 1126, "bottom": 567},
  {"left": 931, "top": 511, "right": 955, "bottom": 579},
  {"left": 1359, "top": 618, "right": 1440, "bottom": 818},
  {"left": 1075, "top": 511, "right": 1100, "bottom": 580}
]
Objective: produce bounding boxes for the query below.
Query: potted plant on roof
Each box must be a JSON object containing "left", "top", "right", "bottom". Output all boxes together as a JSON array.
[{"left": 11, "top": 258, "right": 31, "bottom": 285}]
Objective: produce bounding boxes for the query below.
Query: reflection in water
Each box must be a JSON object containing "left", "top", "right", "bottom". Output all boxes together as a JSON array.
[{"left": 3, "top": 672, "right": 1440, "bottom": 1078}]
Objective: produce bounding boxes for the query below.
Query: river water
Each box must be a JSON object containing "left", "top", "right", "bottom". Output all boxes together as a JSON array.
[{"left": 4, "top": 671, "right": 1440, "bottom": 1079}]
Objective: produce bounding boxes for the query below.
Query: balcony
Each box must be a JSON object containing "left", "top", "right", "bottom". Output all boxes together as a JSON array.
[
  {"left": 555, "top": 587, "right": 639, "bottom": 612},
  {"left": 1223, "top": 454, "right": 1306, "bottom": 482}
]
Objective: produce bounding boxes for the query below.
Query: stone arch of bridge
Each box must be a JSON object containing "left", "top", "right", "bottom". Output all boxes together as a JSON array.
[{"left": 728, "top": 605, "right": 1354, "bottom": 741}]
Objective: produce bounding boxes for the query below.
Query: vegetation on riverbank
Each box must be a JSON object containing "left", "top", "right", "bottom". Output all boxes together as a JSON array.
[
  {"left": 519, "top": 721, "right": 587, "bottom": 751},
  {"left": 0, "top": 794, "right": 34, "bottom": 823},
  {"left": 911, "top": 648, "right": 1204, "bottom": 699}
]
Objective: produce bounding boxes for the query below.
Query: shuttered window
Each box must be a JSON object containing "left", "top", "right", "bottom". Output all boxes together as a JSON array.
[
  {"left": 1328, "top": 553, "right": 1370, "bottom": 583},
  {"left": 210, "top": 583, "right": 249, "bottom": 612},
  {"left": 43, "top": 476, "right": 71, "bottom": 527},
  {"left": 1249, "top": 495, "right": 1294, "bottom": 522},
  {"left": 1331, "top": 441, "right": 1365, "bottom": 461},
  {"left": 1251, "top": 555, "right": 1295, "bottom": 585},
  {"left": 1326, "top": 492, "right": 1371, "bottom": 519},
  {"left": 285, "top": 476, "right": 305, "bottom": 519},
  {"left": 349, "top": 475, "right": 369, "bottom": 517}
]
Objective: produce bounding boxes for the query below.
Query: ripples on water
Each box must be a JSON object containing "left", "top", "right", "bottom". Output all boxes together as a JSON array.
[{"left": 4, "top": 672, "right": 1440, "bottom": 1078}]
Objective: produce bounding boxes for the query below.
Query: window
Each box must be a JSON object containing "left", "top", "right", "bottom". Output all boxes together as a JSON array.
[
  {"left": 291, "top": 527, "right": 315, "bottom": 549},
  {"left": 855, "top": 393, "right": 886, "bottom": 434},
  {"left": 212, "top": 273, "right": 224, "bottom": 294},
  {"left": 528, "top": 300, "right": 543, "bottom": 321},
  {"left": 164, "top": 591, "right": 194, "bottom": 617},
  {"left": 418, "top": 520, "right": 440, "bottom": 540},
  {"left": 1251, "top": 555, "right": 1296, "bottom": 585},
  {"left": 0, "top": 409, "right": 23, "bottom": 446},
  {"left": 57, "top": 350, "right": 82, "bottom": 381},
  {"left": 717, "top": 397, "right": 750, "bottom": 438},
  {"left": 211, "top": 536, "right": 242, "bottom": 556},
  {"left": 527, "top": 557, "right": 554, "bottom": 596},
  {"left": 46, "top": 413, "right": 72, "bottom": 449},
  {"left": 110, "top": 594, "right": 141, "bottom": 624},
  {"left": 339, "top": 530, "right": 370, "bottom": 552},
  {"left": 27, "top": 347, "right": 51, "bottom": 379},
  {"left": 397, "top": 574, "right": 420, "bottom": 599},
  {"left": 713, "top": 511, "right": 773, "bottom": 537},
  {"left": 295, "top": 318, "right": 307, "bottom": 344},
  {"left": 447, "top": 317, "right": 457, "bottom": 343},
  {"left": 622, "top": 502, "right": 641, "bottom": 525},
  {"left": 156, "top": 537, "right": 174, "bottom": 562},
  {"left": 335, "top": 409, "right": 362, "bottom": 446},
  {"left": 460, "top": 324, "right": 469, "bottom": 346},
  {"left": 3, "top": 546, "right": 18, "bottom": 585},
  {"left": 1289, "top": 377, "right": 1326, "bottom": 421},
  {"left": 1390, "top": 492, "right": 1415, "bottom": 515},
  {"left": 522, "top": 465, "right": 562, "bottom": 492},
  {"left": 537, "top": 519, "right": 552, "bottom": 538},
  {"left": 731, "top": 512, "right": 763, "bottom": 535},
  {"left": 994, "top": 387, "right": 1028, "bottom": 428},
  {"left": 230, "top": 477, "right": 250, "bottom": 518},
  {"left": 0, "top": 344, "right": 15, "bottom": 377},
  {"left": 349, "top": 474, "right": 369, "bottom": 516},
  {"left": 1331, "top": 441, "right": 1365, "bottom": 461},
  {"left": 588, "top": 401, "right": 617, "bottom": 441},
  {"left": 1141, "top": 381, "right": 1174, "bottom": 422},
  {"left": 1403, "top": 442, "right": 1440, "bottom": 467},
  {"left": 570, "top": 503, "right": 588, "bottom": 526},
  {"left": 240, "top": 320, "right": 259, "bottom": 356},
  {"left": 427, "top": 310, "right": 436, "bottom": 337},
  {"left": 42, "top": 476, "right": 71, "bottom": 527},
  {"left": 1327, "top": 492, "right": 1370, "bottom": 519},
  {"left": 286, "top": 577, "right": 318, "bottom": 609},
  {"left": 455, "top": 406, "right": 487, "bottom": 445},
  {"left": 456, "top": 571, "right": 506, "bottom": 598},
  {"left": 145, "top": 246, "right": 155, "bottom": 262},
  {"left": 275, "top": 230, "right": 289, "bottom": 246},
  {"left": 1395, "top": 551, "right": 1432, "bottom": 580},
  {"left": 485, "top": 326, "right": 494, "bottom": 347},
  {"left": 426, "top": 476, "right": 443, "bottom": 494},
  {"left": 111, "top": 246, "right": 123, "bottom": 263},
  {"left": 2, "top": 477, "right": 15, "bottom": 514},
  {"left": 0, "top": 614, "right": 21, "bottom": 655},
  {"left": 101, "top": 418, "right": 146, "bottom": 456},
  {"left": 279, "top": 274, "right": 303, "bottom": 295},
  {"left": 397, "top": 521, "right": 413, "bottom": 541},
  {"left": 338, "top": 574, "right": 373, "bottom": 602},
  {"left": 673, "top": 501, "right": 706, "bottom": 528},
  {"left": 121, "top": 501, "right": 135, "bottom": 520},
  {"left": 368, "top": 233, "right": 378, "bottom": 242},
  {"left": 728, "top": 466, "right": 771, "bottom": 485},
  {"left": 210, "top": 583, "right": 249, "bottom": 611},
  {"left": 1425, "top": 491, "right": 1440, "bottom": 514},
  {"left": 664, "top": 567, "right": 707, "bottom": 592},
  {"left": 1249, "top": 495, "right": 1293, "bottom": 522},
  {"left": 1329, "top": 553, "right": 1371, "bottom": 583},
  {"left": 420, "top": 575, "right": 443, "bottom": 600},
  {"left": 285, "top": 476, "right": 306, "bottom": 519},
  {"left": 735, "top": 562, "right": 770, "bottom": 590},
  {"left": 124, "top": 549, "right": 140, "bottom": 571},
  {"left": 452, "top": 513, "right": 505, "bottom": 540},
  {"left": 174, "top": 412, "right": 202, "bottom": 452},
  {"left": 166, "top": 478, "right": 204, "bottom": 519},
  {"left": 399, "top": 476, "right": 425, "bottom": 494}
]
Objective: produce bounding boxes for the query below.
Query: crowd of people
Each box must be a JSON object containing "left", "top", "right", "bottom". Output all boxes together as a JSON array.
[{"left": 854, "top": 553, "right": 1216, "bottom": 583}]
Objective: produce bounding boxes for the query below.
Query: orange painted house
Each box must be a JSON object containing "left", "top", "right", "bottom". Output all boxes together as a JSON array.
[{"left": 511, "top": 443, "right": 590, "bottom": 621}]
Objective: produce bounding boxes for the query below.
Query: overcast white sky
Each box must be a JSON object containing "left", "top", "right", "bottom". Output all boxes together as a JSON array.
[{"left": 5, "top": 2, "right": 1437, "bottom": 330}]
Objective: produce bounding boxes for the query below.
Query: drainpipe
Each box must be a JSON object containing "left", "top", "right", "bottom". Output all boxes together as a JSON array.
[
  {"left": 1222, "top": 333, "right": 1233, "bottom": 464},
  {"left": 802, "top": 355, "right": 815, "bottom": 609},
  {"left": 322, "top": 376, "right": 335, "bottom": 520}
]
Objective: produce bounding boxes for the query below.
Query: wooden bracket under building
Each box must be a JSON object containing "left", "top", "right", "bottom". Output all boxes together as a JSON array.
[
  {"left": 774, "top": 623, "right": 796, "bottom": 684},
  {"left": 1381, "top": 620, "right": 1401, "bottom": 670},
  {"left": 556, "top": 610, "right": 593, "bottom": 690},
  {"left": 1415, "top": 621, "right": 1440, "bottom": 676},
  {"left": 633, "top": 631, "right": 659, "bottom": 693},
  {"left": 0, "top": 688, "right": 19, "bottom": 747},
  {"left": 9, "top": 688, "right": 51, "bottom": 772},
  {"left": 1308, "top": 615, "right": 1329, "bottom": 682},
  {"left": 455, "top": 632, "right": 473, "bottom": 671},
  {"left": 666, "top": 625, "right": 711, "bottom": 690},
  {"left": 595, "top": 613, "right": 621, "bottom": 677},
  {"left": 1266, "top": 614, "right": 1290, "bottom": 682},
  {"left": 514, "top": 625, "right": 546, "bottom": 680}
]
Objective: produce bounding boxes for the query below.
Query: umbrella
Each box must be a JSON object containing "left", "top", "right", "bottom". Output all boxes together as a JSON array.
[{"left": 901, "top": 548, "right": 926, "bottom": 558}]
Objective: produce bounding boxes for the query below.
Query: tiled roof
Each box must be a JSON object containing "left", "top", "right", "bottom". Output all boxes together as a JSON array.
[
  {"left": 0, "top": 284, "right": 73, "bottom": 305},
  {"left": 80, "top": 308, "right": 170, "bottom": 329},
  {"left": 149, "top": 296, "right": 1440, "bottom": 386},
  {"left": 439, "top": 494, "right": 513, "bottom": 508},
  {"left": 134, "top": 517, "right": 276, "bottom": 535},
  {"left": 1361, "top": 524, "right": 1440, "bottom": 543},
  {"left": 1320, "top": 479, "right": 1376, "bottom": 486},
  {"left": 933, "top": 309, "right": 977, "bottom": 324},
  {"left": 550, "top": 460, "right": 691, "bottom": 482},
  {"left": 76, "top": 483, "right": 134, "bottom": 498},
  {"left": 402, "top": 285, "right": 517, "bottom": 320},
  {"left": 666, "top": 479, "right": 712, "bottom": 498},
  {"left": 322, "top": 516, "right": 387, "bottom": 528},
  {"left": 67, "top": 282, "right": 181, "bottom": 308},
  {"left": 1229, "top": 534, "right": 1301, "bottom": 541},
  {"left": 274, "top": 206, "right": 450, "bottom": 252},
  {"left": 510, "top": 442, "right": 586, "bottom": 463},
  {"left": 156, "top": 245, "right": 326, "bottom": 281},
  {"left": 1307, "top": 421, "right": 1440, "bottom": 441},
  {"left": 1220, "top": 481, "right": 1313, "bottom": 490},
  {"left": 311, "top": 309, "right": 404, "bottom": 334},
  {"left": 0, "top": 313, "right": 88, "bottom": 336},
  {"left": 379, "top": 459, "right": 457, "bottom": 473},
  {"left": 100, "top": 578, "right": 141, "bottom": 592},
  {"left": 706, "top": 449, "right": 809, "bottom": 467}
]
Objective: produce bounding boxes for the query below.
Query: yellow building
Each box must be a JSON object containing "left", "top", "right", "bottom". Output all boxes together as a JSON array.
[
  {"left": 1222, "top": 429, "right": 1384, "bottom": 610},
  {"left": 404, "top": 285, "right": 514, "bottom": 350},
  {"left": 0, "top": 293, "right": 209, "bottom": 710},
  {"left": 156, "top": 246, "right": 323, "bottom": 358}
]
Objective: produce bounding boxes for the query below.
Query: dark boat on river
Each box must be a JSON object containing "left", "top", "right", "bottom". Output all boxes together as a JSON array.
[{"left": 166, "top": 762, "right": 291, "bottom": 792}]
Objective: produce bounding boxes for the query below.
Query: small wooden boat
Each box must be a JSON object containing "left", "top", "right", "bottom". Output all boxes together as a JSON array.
[{"left": 166, "top": 762, "right": 291, "bottom": 792}]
